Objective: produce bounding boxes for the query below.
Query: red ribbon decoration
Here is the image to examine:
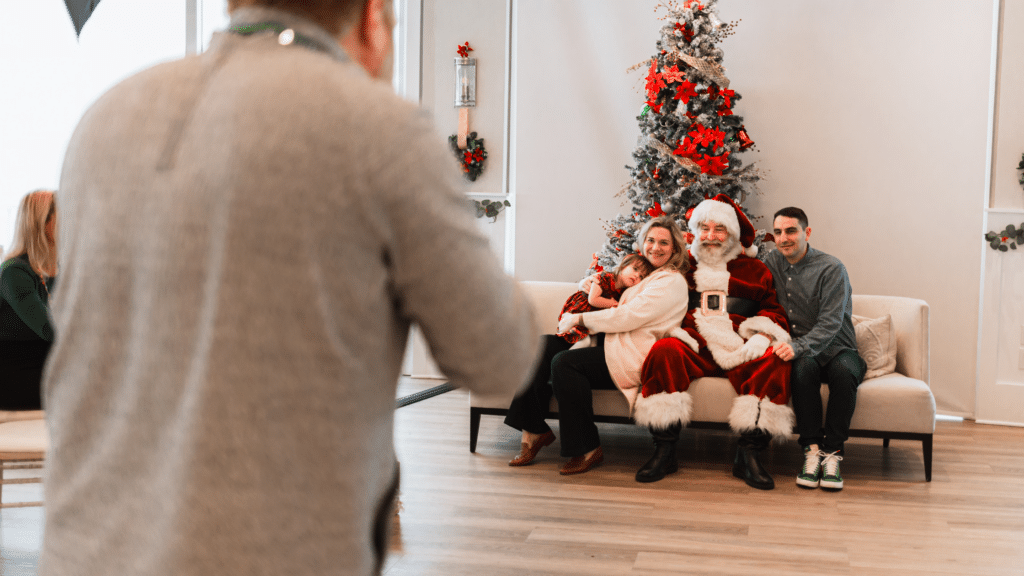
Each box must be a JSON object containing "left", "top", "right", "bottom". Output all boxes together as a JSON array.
[{"left": 647, "top": 202, "right": 666, "bottom": 217}]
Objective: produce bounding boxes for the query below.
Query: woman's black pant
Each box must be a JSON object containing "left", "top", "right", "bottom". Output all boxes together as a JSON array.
[
  {"left": 0, "top": 339, "right": 49, "bottom": 410},
  {"left": 504, "top": 335, "right": 617, "bottom": 458}
]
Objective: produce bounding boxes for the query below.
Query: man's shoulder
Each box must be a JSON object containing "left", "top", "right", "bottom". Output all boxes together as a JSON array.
[
  {"left": 806, "top": 247, "right": 847, "bottom": 271},
  {"left": 761, "top": 248, "right": 785, "bottom": 271}
]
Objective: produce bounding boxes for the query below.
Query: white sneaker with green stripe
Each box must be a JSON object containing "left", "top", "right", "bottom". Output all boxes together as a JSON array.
[
  {"left": 796, "top": 447, "right": 823, "bottom": 488},
  {"left": 819, "top": 451, "right": 844, "bottom": 490}
]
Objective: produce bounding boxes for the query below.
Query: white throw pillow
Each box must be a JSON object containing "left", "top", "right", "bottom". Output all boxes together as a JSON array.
[{"left": 852, "top": 314, "right": 897, "bottom": 379}]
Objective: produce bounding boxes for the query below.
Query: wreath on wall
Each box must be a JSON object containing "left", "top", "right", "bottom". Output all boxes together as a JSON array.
[{"left": 449, "top": 132, "right": 487, "bottom": 181}]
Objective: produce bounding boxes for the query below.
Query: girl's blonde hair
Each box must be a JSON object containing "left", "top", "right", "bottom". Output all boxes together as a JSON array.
[
  {"left": 5, "top": 190, "right": 57, "bottom": 279},
  {"left": 637, "top": 215, "right": 690, "bottom": 275}
]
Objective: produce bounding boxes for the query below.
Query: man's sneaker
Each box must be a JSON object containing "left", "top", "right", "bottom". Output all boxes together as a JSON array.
[
  {"left": 819, "top": 451, "right": 844, "bottom": 490},
  {"left": 796, "top": 447, "right": 823, "bottom": 488}
]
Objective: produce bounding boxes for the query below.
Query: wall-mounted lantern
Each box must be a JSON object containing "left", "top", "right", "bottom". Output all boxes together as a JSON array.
[{"left": 454, "top": 57, "right": 476, "bottom": 107}]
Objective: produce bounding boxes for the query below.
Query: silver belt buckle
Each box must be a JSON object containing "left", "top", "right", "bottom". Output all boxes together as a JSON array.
[{"left": 701, "top": 290, "right": 728, "bottom": 316}]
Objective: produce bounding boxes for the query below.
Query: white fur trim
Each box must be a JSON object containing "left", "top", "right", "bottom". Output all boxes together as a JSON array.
[
  {"left": 633, "top": 391, "right": 693, "bottom": 429},
  {"left": 728, "top": 395, "right": 760, "bottom": 433},
  {"left": 695, "top": 312, "right": 744, "bottom": 351},
  {"left": 757, "top": 398, "right": 796, "bottom": 441},
  {"left": 728, "top": 396, "right": 795, "bottom": 440},
  {"left": 744, "top": 244, "right": 758, "bottom": 258},
  {"left": 688, "top": 199, "right": 740, "bottom": 240},
  {"left": 693, "top": 263, "right": 730, "bottom": 292},
  {"left": 738, "top": 316, "right": 792, "bottom": 344},
  {"left": 666, "top": 327, "right": 699, "bottom": 353}
]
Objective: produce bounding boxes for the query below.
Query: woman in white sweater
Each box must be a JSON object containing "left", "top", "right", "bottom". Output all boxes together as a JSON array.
[{"left": 505, "top": 216, "right": 690, "bottom": 475}]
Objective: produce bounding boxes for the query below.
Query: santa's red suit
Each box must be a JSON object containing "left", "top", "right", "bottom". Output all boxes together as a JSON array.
[{"left": 634, "top": 200, "right": 794, "bottom": 439}]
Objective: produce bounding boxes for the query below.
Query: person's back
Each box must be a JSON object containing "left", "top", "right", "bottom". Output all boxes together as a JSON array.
[{"left": 41, "top": 6, "right": 539, "bottom": 576}]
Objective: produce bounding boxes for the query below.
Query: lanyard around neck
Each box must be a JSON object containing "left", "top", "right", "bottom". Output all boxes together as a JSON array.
[{"left": 228, "top": 21, "right": 332, "bottom": 55}]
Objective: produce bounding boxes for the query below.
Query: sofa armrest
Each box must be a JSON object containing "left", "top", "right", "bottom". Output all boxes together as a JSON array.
[
  {"left": 852, "top": 295, "right": 929, "bottom": 384},
  {"left": 521, "top": 281, "right": 583, "bottom": 336}
]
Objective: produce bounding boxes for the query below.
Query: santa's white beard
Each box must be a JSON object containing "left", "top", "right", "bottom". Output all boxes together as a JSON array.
[{"left": 693, "top": 235, "right": 741, "bottom": 265}]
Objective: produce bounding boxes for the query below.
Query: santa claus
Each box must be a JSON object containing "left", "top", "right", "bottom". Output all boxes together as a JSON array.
[{"left": 634, "top": 194, "right": 793, "bottom": 489}]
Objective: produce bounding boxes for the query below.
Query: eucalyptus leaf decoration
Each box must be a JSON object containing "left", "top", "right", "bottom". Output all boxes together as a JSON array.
[
  {"left": 471, "top": 198, "right": 511, "bottom": 223},
  {"left": 984, "top": 223, "right": 1024, "bottom": 252}
]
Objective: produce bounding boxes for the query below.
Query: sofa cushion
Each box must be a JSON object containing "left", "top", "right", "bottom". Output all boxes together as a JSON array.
[{"left": 852, "top": 314, "right": 898, "bottom": 379}]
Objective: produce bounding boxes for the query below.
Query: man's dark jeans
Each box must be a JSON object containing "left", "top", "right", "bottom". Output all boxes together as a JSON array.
[{"left": 791, "top": 349, "right": 867, "bottom": 454}]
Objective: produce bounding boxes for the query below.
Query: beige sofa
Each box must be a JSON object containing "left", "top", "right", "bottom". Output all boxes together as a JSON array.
[{"left": 470, "top": 281, "right": 936, "bottom": 481}]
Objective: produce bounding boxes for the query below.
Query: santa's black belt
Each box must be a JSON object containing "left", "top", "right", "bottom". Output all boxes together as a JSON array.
[{"left": 689, "top": 293, "right": 760, "bottom": 317}]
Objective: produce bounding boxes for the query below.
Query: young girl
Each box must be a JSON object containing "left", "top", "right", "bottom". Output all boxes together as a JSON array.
[{"left": 558, "top": 253, "right": 654, "bottom": 347}]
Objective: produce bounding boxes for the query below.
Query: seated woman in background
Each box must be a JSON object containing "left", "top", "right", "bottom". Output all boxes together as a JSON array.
[
  {"left": 504, "top": 216, "right": 691, "bottom": 475},
  {"left": 0, "top": 190, "right": 58, "bottom": 410}
]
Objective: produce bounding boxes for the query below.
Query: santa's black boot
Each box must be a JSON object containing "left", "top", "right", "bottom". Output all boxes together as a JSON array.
[
  {"left": 636, "top": 424, "right": 681, "bottom": 483},
  {"left": 732, "top": 429, "right": 775, "bottom": 490}
]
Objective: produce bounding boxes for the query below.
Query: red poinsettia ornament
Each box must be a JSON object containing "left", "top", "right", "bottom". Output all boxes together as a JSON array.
[{"left": 456, "top": 42, "right": 473, "bottom": 58}]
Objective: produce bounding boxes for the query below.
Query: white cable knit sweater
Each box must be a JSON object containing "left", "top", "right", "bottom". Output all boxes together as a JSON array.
[{"left": 581, "top": 268, "right": 690, "bottom": 409}]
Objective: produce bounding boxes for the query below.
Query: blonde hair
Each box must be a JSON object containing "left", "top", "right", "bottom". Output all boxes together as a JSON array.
[
  {"left": 5, "top": 190, "right": 57, "bottom": 279},
  {"left": 637, "top": 215, "right": 690, "bottom": 275}
]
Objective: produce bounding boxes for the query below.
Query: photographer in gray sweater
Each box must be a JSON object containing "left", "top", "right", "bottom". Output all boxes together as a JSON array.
[{"left": 40, "top": 2, "right": 540, "bottom": 575}]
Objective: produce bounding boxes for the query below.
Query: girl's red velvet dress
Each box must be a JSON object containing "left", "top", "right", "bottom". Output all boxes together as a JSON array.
[{"left": 557, "top": 272, "right": 620, "bottom": 344}]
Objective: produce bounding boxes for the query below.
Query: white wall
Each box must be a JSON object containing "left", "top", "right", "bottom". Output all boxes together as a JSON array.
[
  {"left": 0, "top": 1, "right": 187, "bottom": 252},
  {"left": 507, "top": 1, "right": 993, "bottom": 416}
]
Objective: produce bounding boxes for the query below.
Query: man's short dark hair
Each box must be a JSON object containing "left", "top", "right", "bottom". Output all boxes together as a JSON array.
[{"left": 773, "top": 207, "right": 808, "bottom": 230}]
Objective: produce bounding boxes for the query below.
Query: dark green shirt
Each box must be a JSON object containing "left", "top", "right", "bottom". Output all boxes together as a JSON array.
[{"left": 0, "top": 255, "right": 54, "bottom": 341}]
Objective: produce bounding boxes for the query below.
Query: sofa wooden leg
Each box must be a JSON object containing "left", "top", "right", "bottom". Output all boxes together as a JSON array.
[
  {"left": 923, "top": 434, "right": 933, "bottom": 482},
  {"left": 470, "top": 408, "right": 481, "bottom": 453},
  {"left": 883, "top": 437, "right": 890, "bottom": 448}
]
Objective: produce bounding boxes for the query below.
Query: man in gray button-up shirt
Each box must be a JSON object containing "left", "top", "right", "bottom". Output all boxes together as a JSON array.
[{"left": 764, "top": 207, "right": 866, "bottom": 492}]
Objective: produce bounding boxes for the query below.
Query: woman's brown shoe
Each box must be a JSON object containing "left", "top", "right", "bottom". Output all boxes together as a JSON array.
[
  {"left": 509, "top": 431, "right": 556, "bottom": 466},
  {"left": 559, "top": 447, "right": 604, "bottom": 475}
]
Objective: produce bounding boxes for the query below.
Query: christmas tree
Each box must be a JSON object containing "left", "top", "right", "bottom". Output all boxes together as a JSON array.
[{"left": 590, "top": 0, "right": 762, "bottom": 275}]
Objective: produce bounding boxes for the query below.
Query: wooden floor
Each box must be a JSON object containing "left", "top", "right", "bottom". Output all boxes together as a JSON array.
[
  {"left": 386, "top": 378, "right": 1024, "bottom": 576},
  {"left": 0, "top": 379, "right": 1020, "bottom": 575}
]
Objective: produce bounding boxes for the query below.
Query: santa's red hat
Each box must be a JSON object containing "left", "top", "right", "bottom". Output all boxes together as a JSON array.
[{"left": 686, "top": 194, "right": 758, "bottom": 258}]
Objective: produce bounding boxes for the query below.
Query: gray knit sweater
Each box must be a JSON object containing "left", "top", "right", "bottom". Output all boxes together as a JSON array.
[{"left": 40, "top": 8, "right": 539, "bottom": 576}]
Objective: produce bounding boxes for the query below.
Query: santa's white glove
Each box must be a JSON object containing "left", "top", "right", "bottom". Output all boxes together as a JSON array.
[
  {"left": 737, "top": 333, "right": 771, "bottom": 364},
  {"left": 666, "top": 327, "right": 700, "bottom": 353},
  {"left": 557, "top": 313, "right": 579, "bottom": 335}
]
